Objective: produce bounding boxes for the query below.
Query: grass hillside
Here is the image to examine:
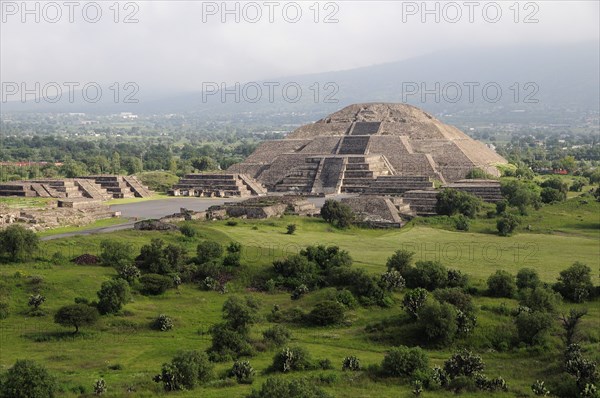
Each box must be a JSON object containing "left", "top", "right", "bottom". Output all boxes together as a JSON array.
[{"left": 0, "top": 197, "right": 598, "bottom": 397}]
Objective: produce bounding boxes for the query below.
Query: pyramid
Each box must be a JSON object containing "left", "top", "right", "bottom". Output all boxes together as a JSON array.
[{"left": 229, "top": 103, "right": 507, "bottom": 194}]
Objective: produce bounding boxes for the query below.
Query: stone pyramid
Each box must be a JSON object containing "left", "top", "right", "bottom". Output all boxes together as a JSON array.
[{"left": 229, "top": 103, "right": 507, "bottom": 194}]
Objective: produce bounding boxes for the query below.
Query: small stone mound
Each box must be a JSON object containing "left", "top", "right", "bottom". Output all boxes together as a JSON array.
[
  {"left": 72, "top": 254, "right": 99, "bottom": 265},
  {"left": 134, "top": 219, "right": 179, "bottom": 231}
]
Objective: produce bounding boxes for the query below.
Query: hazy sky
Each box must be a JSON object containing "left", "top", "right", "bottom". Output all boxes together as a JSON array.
[{"left": 1, "top": 0, "right": 598, "bottom": 95}]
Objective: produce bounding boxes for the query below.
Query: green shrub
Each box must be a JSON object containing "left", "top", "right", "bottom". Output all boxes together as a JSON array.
[
  {"left": 554, "top": 262, "right": 594, "bottom": 303},
  {"left": 497, "top": 213, "right": 520, "bottom": 236},
  {"left": 378, "top": 270, "right": 405, "bottom": 291},
  {"left": 180, "top": 223, "right": 196, "bottom": 238},
  {"left": 286, "top": 224, "right": 297, "bottom": 235},
  {"left": 139, "top": 274, "right": 172, "bottom": 295},
  {"left": 342, "top": 356, "right": 361, "bottom": 371},
  {"left": 97, "top": 279, "right": 131, "bottom": 314},
  {"left": 229, "top": 360, "right": 255, "bottom": 384},
  {"left": 402, "top": 288, "right": 428, "bottom": 319},
  {"left": 271, "top": 346, "right": 313, "bottom": 372},
  {"left": 334, "top": 289, "right": 358, "bottom": 309},
  {"left": 436, "top": 188, "right": 482, "bottom": 218},
  {"left": 0, "top": 359, "right": 57, "bottom": 398},
  {"left": 308, "top": 301, "right": 345, "bottom": 326},
  {"left": 262, "top": 325, "right": 291, "bottom": 347},
  {"left": 0, "top": 224, "right": 40, "bottom": 262},
  {"left": 515, "top": 311, "right": 554, "bottom": 345},
  {"left": 152, "top": 314, "right": 174, "bottom": 331},
  {"left": 247, "top": 377, "right": 332, "bottom": 398},
  {"left": 153, "top": 350, "right": 213, "bottom": 391},
  {"left": 517, "top": 268, "right": 541, "bottom": 290},
  {"left": 320, "top": 199, "right": 355, "bottom": 228},
  {"left": 405, "top": 261, "right": 448, "bottom": 290},
  {"left": 443, "top": 350, "right": 484, "bottom": 379},
  {"left": 196, "top": 241, "right": 223, "bottom": 264},
  {"left": 519, "top": 287, "right": 562, "bottom": 313},
  {"left": 454, "top": 214, "right": 470, "bottom": 231},
  {"left": 487, "top": 270, "right": 517, "bottom": 298},
  {"left": 418, "top": 300, "right": 458, "bottom": 346},
  {"left": 386, "top": 249, "right": 414, "bottom": 274},
  {"left": 99, "top": 240, "right": 133, "bottom": 268},
  {"left": 380, "top": 346, "right": 429, "bottom": 378},
  {"left": 208, "top": 323, "right": 254, "bottom": 361},
  {"left": 0, "top": 301, "right": 9, "bottom": 319}
]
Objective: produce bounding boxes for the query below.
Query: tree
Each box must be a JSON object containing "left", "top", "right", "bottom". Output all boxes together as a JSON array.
[
  {"left": 516, "top": 268, "right": 540, "bottom": 290},
  {"left": 540, "top": 187, "right": 566, "bottom": 204},
  {"left": 137, "top": 239, "right": 188, "bottom": 275},
  {"left": 381, "top": 346, "right": 429, "bottom": 377},
  {"left": 554, "top": 262, "right": 594, "bottom": 303},
  {"left": 99, "top": 240, "right": 134, "bottom": 268},
  {"left": 487, "top": 270, "right": 517, "bottom": 298},
  {"left": 402, "top": 288, "right": 428, "bottom": 319},
  {"left": 196, "top": 241, "right": 223, "bottom": 264},
  {"left": 435, "top": 188, "right": 482, "bottom": 218},
  {"left": 191, "top": 156, "right": 218, "bottom": 171},
  {"left": 405, "top": 260, "right": 448, "bottom": 290},
  {"left": 560, "top": 309, "right": 587, "bottom": 346},
  {"left": 222, "top": 296, "right": 260, "bottom": 334},
  {"left": 386, "top": 249, "right": 414, "bottom": 275},
  {"left": 0, "top": 224, "right": 39, "bottom": 262},
  {"left": 122, "top": 156, "right": 143, "bottom": 174},
  {"left": 497, "top": 213, "right": 520, "bottom": 236},
  {"left": 418, "top": 300, "right": 458, "bottom": 346},
  {"left": 0, "top": 360, "right": 57, "bottom": 398},
  {"left": 320, "top": 199, "right": 355, "bottom": 228},
  {"left": 501, "top": 180, "right": 540, "bottom": 215},
  {"left": 97, "top": 278, "right": 131, "bottom": 314},
  {"left": 54, "top": 304, "right": 99, "bottom": 333}
]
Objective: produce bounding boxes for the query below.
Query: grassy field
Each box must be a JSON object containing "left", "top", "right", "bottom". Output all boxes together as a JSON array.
[{"left": 0, "top": 198, "right": 598, "bottom": 397}]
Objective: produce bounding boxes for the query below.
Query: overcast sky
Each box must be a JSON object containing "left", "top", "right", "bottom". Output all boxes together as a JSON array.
[{"left": 1, "top": 0, "right": 598, "bottom": 96}]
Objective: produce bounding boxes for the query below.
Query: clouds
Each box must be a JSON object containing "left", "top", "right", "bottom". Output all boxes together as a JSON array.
[{"left": 1, "top": 0, "right": 598, "bottom": 96}]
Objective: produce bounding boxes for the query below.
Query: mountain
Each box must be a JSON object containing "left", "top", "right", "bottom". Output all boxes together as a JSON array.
[{"left": 2, "top": 41, "right": 598, "bottom": 124}]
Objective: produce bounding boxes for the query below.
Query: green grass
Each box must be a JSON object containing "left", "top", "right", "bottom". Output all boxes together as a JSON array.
[
  {"left": 0, "top": 197, "right": 55, "bottom": 209},
  {"left": 1, "top": 208, "right": 599, "bottom": 397},
  {"left": 36, "top": 218, "right": 130, "bottom": 238}
]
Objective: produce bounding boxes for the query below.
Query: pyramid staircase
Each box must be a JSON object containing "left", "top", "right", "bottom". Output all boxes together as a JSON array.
[{"left": 340, "top": 155, "right": 392, "bottom": 193}]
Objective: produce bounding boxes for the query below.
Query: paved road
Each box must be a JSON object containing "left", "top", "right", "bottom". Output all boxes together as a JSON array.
[{"left": 41, "top": 195, "right": 355, "bottom": 241}]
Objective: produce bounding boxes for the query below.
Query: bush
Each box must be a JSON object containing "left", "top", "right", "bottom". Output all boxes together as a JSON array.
[
  {"left": 446, "top": 269, "right": 469, "bottom": 288},
  {"left": 229, "top": 360, "right": 255, "bottom": 384},
  {"left": 454, "top": 214, "right": 470, "bottom": 231},
  {"left": 247, "top": 377, "right": 332, "bottom": 398},
  {"left": 208, "top": 323, "right": 254, "bottom": 361},
  {"left": 334, "top": 289, "right": 358, "bottom": 309},
  {"left": 93, "top": 379, "right": 107, "bottom": 395},
  {"left": 0, "top": 224, "right": 39, "bottom": 262},
  {"left": 117, "top": 264, "right": 140, "bottom": 285},
  {"left": 0, "top": 301, "right": 9, "bottom": 319},
  {"left": 196, "top": 241, "right": 223, "bottom": 264},
  {"left": 137, "top": 239, "right": 188, "bottom": 275},
  {"left": 519, "top": 287, "right": 562, "bottom": 313},
  {"left": 320, "top": 199, "right": 355, "bottom": 228},
  {"left": 28, "top": 294, "right": 46, "bottom": 310},
  {"left": 487, "top": 270, "right": 517, "bottom": 298},
  {"left": 517, "top": 268, "right": 541, "bottom": 290},
  {"left": 97, "top": 279, "right": 131, "bottom": 315},
  {"left": 291, "top": 284, "right": 309, "bottom": 300},
  {"left": 286, "top": 224, "right": 297, "bottom": 235},
  {"left": 152, "top": 314, "right": 174, "bottom": 331},
  {"left": 386, "top": 249, "right": 414, "bottom": 274},
  {"left": 418, "top": 300, "right": 458, "bottom": 346},
  {"left": 180, "top": 223, "right": 196, "bottom": 238},
  {"left": 0, "top": 359, "right": 57, "bottom": 398},
  {"left": 381, "top": 346, "right": 429, "bottom": 377},
  {"left": 139, "top": 274, "right": 172, "bottom": 295},
  {"left": 308, "top": 301, "right": 345, "bottom": 326},
  {"left": 496, "top": 199, "right": 508, "bottom": 215},
  {"left": 436, "top": 188, "right": 482, "bottom": 218},
  {"left": 402, "top": 288, "right": 428, "bottom": 319},
  {"left": 541, "top": 187, "right": 566, "bottom": 203},
  {"left": 99, "top": 240, "right": 133, "bottom": 268},
  {"left": 378, "top": 270, "right": 406, "bottom": 291},
  {"left": 263, "top": 325, "right": 291, "bottom": 346},
  {"left": 54, "top": 304, "right": 99, "bottom": 333},
  {"left": 443, "top": 350, "right": 484, "bottom": 379},
  {"left": 405, "top": 261, "right": 448, "bottom": 290},
  {"left": 153, "top": 350, "right": 213, "bottom": 391},
  {"left": 515, "top": 311, "right": 554, "bottom": 345},
  {"left": 271, "top": 346, "right": 313, "bottom": 372},
  {"left": 497, "top": 213, "right": 520, "bottom": 236},
  {"left": 554, "top": 262, "right": 594, "bottom": 303},
  {"left": 223, "top": 296, "right": 260, "bottom": 333},
  {"left": 342, "top": 356, "right": 361, "bottom": 371}
]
